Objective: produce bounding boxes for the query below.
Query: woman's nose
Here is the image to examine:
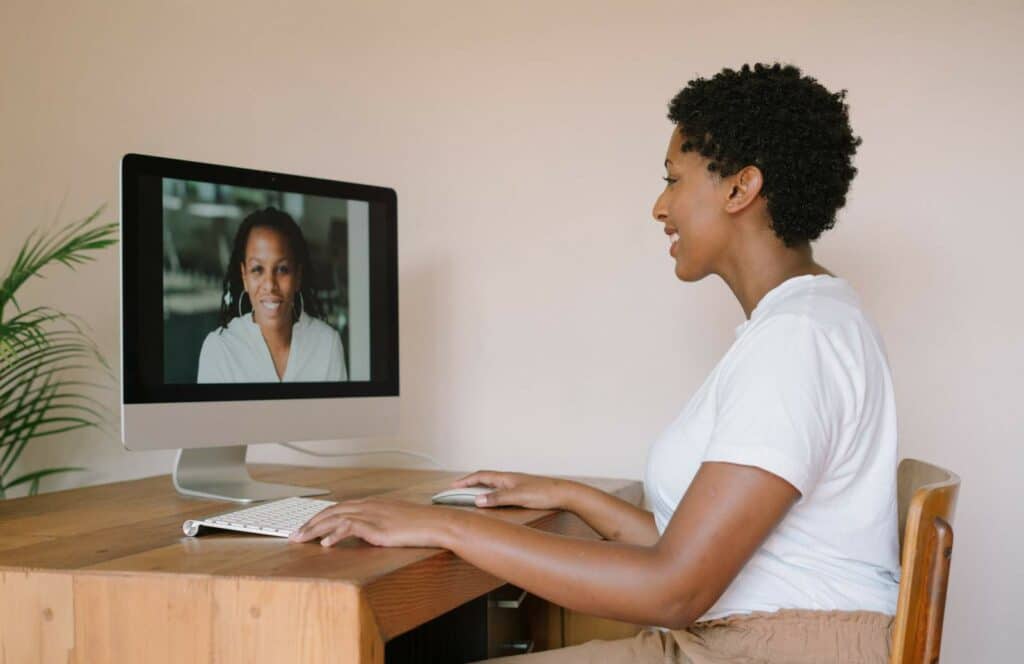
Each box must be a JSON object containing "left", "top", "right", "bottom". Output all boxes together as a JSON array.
[
  {"left": 257, "top": 276, "right": 278, "bottom": 294},
  {"left": 652, "top": 191, "right": 668, "bottom": 223}
]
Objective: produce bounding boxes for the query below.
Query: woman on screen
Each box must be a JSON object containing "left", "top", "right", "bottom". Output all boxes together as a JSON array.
[{"left": 197, "top": 207, "right": 347, "bottom": 383}]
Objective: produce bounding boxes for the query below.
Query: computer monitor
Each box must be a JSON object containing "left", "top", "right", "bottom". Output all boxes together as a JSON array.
[{"left": 120, "top": 154, "right": 399, "bottom": 502}]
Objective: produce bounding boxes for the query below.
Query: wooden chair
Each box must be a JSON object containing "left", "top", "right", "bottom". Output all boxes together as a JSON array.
[{"left": 889, "top": 458, "right": 961, "bottom": 664}]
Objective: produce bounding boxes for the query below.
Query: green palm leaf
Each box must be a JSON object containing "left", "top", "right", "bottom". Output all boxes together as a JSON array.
[
  {"left": 0, "top": 207, "right": 117, "bottom": 498},
  {"left": 0, "top": 206, "right": 117, "bottom": 318},
  {"left": 1, "top": 467, "right": 85, "bottom": 496}
]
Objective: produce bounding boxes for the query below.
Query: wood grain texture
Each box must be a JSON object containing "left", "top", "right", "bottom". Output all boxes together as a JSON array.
[
  {"left": 0, "top": 465, "right": 641, "bottom": 662},
  {"left": 563, "top": 612, "right": 642, "bottom": 647},
  {"left": 0, "top": 570, "right": 74, "bottom": 664},
  {"left": 0, "top": 570, "right": 382, "bottom": 664},
  {"left": 890, "top": 458, "right": 960, "bottom": 664}
]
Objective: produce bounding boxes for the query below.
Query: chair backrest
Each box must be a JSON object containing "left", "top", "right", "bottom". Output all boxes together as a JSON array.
[{"left": 889, "top": 458, "right": 961, "bottom": 664}]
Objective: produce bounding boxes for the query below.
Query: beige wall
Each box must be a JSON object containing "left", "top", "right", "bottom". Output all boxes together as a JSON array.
[{"left": 2, "top": 0, "right": 1021, "bottom": 659}]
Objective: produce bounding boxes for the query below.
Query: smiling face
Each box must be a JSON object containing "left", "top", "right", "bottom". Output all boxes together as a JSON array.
[
  {"left": 652, "top": 127, "right": 735, "bottom": 282},
  {"left": 240, "top": 226, "right": 302, "bottom": 327}
]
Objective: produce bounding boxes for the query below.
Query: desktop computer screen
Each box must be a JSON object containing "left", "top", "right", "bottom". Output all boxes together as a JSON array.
[{"left": 120, "top": 154, "right": 399, "bottom": 501}]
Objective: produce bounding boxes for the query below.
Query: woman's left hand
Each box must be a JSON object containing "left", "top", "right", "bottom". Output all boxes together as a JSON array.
[{"left": 289, "top": 498, "right": 461, "bottom": 549}]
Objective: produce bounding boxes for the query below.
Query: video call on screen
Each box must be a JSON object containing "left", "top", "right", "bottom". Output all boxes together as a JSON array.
[{"left": 160, "top": 178, "right": 372, "bottom": 384}]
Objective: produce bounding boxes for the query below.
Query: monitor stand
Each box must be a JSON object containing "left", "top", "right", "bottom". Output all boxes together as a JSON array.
[{"left": 172, "top": 446, "right": 330, "bottom": 503}]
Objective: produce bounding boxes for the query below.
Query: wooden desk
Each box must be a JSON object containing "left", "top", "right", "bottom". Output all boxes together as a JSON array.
[{"left": 0, "top": 465, "right": 642, "bottom": 663}]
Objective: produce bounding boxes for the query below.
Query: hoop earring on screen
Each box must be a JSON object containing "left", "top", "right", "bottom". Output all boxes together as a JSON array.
[
  {"left": 296, "top": 291, "right": 304, "bottom": 319},
  {"left": 238, "top": 291, "right": 249, "bottom": 318}
]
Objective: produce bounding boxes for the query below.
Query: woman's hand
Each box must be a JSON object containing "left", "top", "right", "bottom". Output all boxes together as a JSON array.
[
  {"left": 289, "top": 498, "right": 461, "bottom": 548},
  {"left": 451, "top": 470, "right": 575, "bottom": 510}
]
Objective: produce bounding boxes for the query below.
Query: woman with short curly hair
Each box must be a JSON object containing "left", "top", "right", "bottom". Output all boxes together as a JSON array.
[{"left": 291, "top": 63, "right": 898, "bottom": 663}]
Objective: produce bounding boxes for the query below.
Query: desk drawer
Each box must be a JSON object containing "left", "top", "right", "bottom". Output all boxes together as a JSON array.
[{"left": 487, "top": 584, "right": 535, "bottom": 658}]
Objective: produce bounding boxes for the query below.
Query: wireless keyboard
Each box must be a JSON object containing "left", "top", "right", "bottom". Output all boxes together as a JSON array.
[{"left": 182, "top": 496, "right": 337, "bottom": 538}]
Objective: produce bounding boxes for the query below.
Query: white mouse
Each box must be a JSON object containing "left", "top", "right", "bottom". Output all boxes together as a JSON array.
[{"left": 431, "top": 486, "right": 495, "bottom": 506}]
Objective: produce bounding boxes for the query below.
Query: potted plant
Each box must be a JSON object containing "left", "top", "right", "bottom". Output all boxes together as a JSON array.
[{"left": 0, "top": 208, "right": 118, "bottom": 497}]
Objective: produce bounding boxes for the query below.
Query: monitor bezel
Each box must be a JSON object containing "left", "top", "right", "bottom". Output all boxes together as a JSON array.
[{"left": 120, "top": 153, "right": 399, "bottom": 405}]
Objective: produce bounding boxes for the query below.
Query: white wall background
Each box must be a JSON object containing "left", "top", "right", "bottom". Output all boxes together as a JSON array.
[{"left": 2, "top": 1, "right": 1021, "bottom": 660}]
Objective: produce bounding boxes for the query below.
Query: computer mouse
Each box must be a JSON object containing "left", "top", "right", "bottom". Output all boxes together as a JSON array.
[{"left": 430, "top": 486, "right": 495, "bottom": 506}]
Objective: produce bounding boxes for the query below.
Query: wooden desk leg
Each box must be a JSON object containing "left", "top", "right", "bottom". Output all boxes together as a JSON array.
[{"left": 0, "top": 570, "right": 385, "bottom": 664}]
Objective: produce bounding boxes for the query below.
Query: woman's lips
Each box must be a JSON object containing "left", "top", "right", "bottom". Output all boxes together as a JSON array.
[{"left": 260, "top": 299, "right": 282, "bottom": 312}]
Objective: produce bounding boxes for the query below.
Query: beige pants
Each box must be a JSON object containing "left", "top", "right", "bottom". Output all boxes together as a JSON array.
[{"left": 482, "top": 609, "right": 893, "bottom": 664}]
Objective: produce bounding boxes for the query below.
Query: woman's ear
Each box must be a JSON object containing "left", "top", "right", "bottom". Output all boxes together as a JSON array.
[{"left": 723, "top": 165, "right": 764, "bottom": 214}]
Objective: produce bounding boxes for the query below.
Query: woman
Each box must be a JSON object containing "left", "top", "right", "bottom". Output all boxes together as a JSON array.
[
  {"left": 197, "top": 207, "right": 348, "bottom": 383},
  {"left": 292, "top": 63, "right": 899, "bottom": 663}
]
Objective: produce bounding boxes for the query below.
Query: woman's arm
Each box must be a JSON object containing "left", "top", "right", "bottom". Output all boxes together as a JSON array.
[
  {"left": 454, "top": 471, "right": 659, "bottom": 546},
  {"left": 447, "top": 463, "right": 798, "bottom": 627},
  {"left": 560, "top": 481, "right": 659, "bottom": 546},
  {"left": 293, "top": 461, "right": 800, "bottom": 628}
]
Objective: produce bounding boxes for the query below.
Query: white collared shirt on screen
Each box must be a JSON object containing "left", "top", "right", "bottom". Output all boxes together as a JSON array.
[{"left": 197, "top": 312, "right": 348, "bottom": 383}]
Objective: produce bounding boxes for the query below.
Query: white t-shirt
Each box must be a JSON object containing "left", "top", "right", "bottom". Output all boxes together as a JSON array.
[
  {"left": 644, "top": 274, "right": 900, "bottom": 621},
  {"left": 197, "top": 312, "right": 348, "bottom": 383}
]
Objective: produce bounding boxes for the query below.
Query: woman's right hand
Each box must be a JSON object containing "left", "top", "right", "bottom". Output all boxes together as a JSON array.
[{"left": 450, "top": 470, "right": 576, "bottom": 510}]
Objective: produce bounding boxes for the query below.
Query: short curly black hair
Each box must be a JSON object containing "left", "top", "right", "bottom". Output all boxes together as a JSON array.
[{"left": 667, "top": 63, "right": 861, "bottom": 247}]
